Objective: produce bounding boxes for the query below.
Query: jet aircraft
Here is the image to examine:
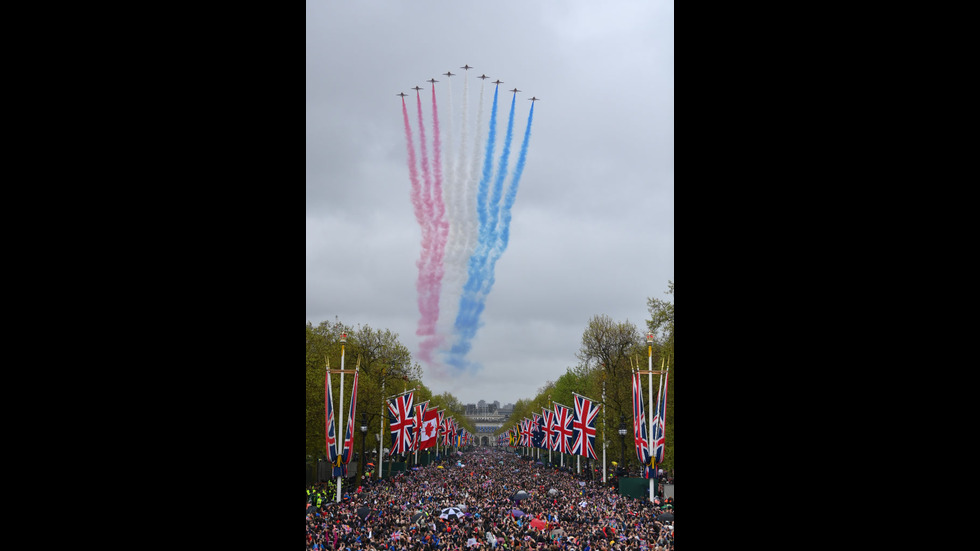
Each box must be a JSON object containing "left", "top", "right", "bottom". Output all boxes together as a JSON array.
[
  {"left": 443, "top": 71, "right": 455, "bottom": 77},
  {"left": 397, "top": 92, "right": 407, "bottom": 97},
  {"left": 528, "top": 96, "right": 540, "bottom": 102},
  {"left": 492, "top": 80, "right": 503, "bottom": 85},
  {"left": 460, "top": 64, "right": 472, "bottom": 70},
  {"left": 427, "top": 78, "right": 438, "bottom": 83},
  {"left": 477, "top": 74, "right": 489, "bottom": 80},
  {"left": 509, "top": 88, "right": 521, "bottom": 93}
]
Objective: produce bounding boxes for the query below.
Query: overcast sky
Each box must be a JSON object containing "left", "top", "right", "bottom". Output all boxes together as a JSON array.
[{"left": 306, "top": 0, "right": 673, "bottom": 407}]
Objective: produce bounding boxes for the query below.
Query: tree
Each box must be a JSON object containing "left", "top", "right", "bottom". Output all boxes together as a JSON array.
[{"left": 575, "top": 314, "right": 645, "bottom": 470}]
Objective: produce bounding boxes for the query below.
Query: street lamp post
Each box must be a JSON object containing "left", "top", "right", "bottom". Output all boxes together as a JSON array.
[{"left": 618, "top": 415, "right": 627, "bottom": 477}]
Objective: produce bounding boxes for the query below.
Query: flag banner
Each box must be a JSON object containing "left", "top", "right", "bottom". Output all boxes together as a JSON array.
[
  {"left": 571, "top": 393, "right": 601, "bottom": 460},
  {"left": 632, "top": 372, "right": 652, "bottom": 466},
  {"left": 340, "top": 370, "right": 359, "bottom": 465},
  {"left": 531, "top": 413, "right": 545, "bottom": 449},
  {"left": 542, "top": 408, "right": 556, "bottom": 451},
  {"left": 445, "top": 418, "right": 458, "bottom": 446},
  {"left": 436, "top": 410, "right": 445, "bottom": 445},
  {"left": 552, "top": 402, "right": 574, "bottom": 454},
  {"left": 439, "top": 416, "right": 451, "bottom": 446},
  {"left": 540, "top": 408, "right": 554, "bottom": 449},
  {"left": 412, "top": 400, "right": 429, "bottom": 451},
  {"left": 387, "top": 391, "right": 415, "bottom": 454},
  {"left": 325, "top": 371, "right": 338, "bottom": 463},
  {"left": 418, "top": 408, "right": 440, "bottom": 450},
  {"left": 652, "top": 370, "right": 669, "bottom": 465}
]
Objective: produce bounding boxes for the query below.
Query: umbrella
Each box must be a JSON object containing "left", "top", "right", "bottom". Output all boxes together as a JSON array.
[
  {"left": 367, "top": 463, "right": 375, "bottom": 467},
  {"left": 550, "top": 528, "right": 566, "bottom": 540},
  {"left": 356, "top": 507, "right": 372, "bottom": 520},
  {"left": 512, "top": 490, "right": 530, "bottom": 501},
  {"left": 511, "top": 509, "right": 525, "bottom": 518},
  {"left": 657, "top": 513, "right": 674, "bottom": 522},
  {"left": 437, "top": 466, "right": 444, "bottom": 469},
  {"left": 548, "top": 488, "right": 559, "bottom": 496},
  {"left": 440, "top": 507, "right": 464, "bottom": 520},
  {"left": 530, "top": 518, "right": 548, "bottom": 530},
  {"left": 456, "top": 504, "right": 468, "bottom": 511},
  {"left": 411, "top": 512, "right": 426, "bottom": 524},
  {"left": 306, "top": 504, "right": 318, "bottom": 516}
]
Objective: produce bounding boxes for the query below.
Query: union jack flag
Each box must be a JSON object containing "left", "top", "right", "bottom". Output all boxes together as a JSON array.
[
  {"left": 439, "top": 415, "right": 451, "bottom": 446},
  {"left": 551, "top": 402, "right": 574, "bottom": 454},
  {"left": 325, "top": 371, "right": 338, "bottom": 463},
  {"left": 436, "top": 409, "right": 445, "bottom": 443},
  {"left": 541, "top": 408, "right": 555, "bottom": 450},
  {"left": 412, "top": 400, "right": 429, "bottom": 451},
  {"left": 445, "top": 417, "right": 457, "bottom": 446},
  {"left": 632, "top": 372, "right": 652, "bottom": 465},
  {"left": 571, "top": 393, "right": 601, "bottom": 459},
  {"left": 651, "top": 370, "right": 669, "bottom": 465},
  {"left": 387, "top": 391, "right": 415, "bottom": 454},
  {"left": 340, "top": 370, "right": 359, "bottom": 465}
]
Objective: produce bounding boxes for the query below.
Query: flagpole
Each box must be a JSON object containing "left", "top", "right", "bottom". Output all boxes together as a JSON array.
[
  {"left": 325, "top": 356, "right": 331, "bottom": 483},
  {"left": 647, "top": 333, "right": 655, "bottom": 503},
  {"left": 378, "top": 370, "right": 384, "bottom": 480},
  {"left": 602, "top": 381, "right": 606, "bottom": 483},
  {"left": 337, "top": 333, "right": 347, "bottom": 503}
]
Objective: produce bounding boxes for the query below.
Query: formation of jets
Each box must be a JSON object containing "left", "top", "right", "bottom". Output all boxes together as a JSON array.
[{"left": 398, "top": 70, "right": 540, "bottom": 103}]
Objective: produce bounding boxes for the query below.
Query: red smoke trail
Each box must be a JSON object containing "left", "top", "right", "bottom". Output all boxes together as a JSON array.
[
  {"left": 413, "top": 92, "right": 437, "bottom": 339},
  {"left": 415, "top": 93, "right": 434, "bottom": 236},
  {"left": 404, "top": 97, "right": 435, "bottom": 349},
  {"left": 402, "top": 99, "right": 424, "bottom": 227},
  {"left": 418, "top": 85, "right": 450, "bottom": 365}
]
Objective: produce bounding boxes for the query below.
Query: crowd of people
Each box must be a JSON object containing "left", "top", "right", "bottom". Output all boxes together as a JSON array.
[{"left": 306, "top": 448, "right": 674, "bottom": 551}]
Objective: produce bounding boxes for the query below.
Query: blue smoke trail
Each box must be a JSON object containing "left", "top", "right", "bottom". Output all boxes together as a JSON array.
[
  {"left": 486, "top": 93, "right": 517, "bottom": 255},
  {"left": 494, "top": 103, "right": 533, "bottom": 258},
  {"left": 447, "top": 92, "right": 522, "bottom": 371},
  {"left": 475, "top": 86, "right": 499, "bottom": 242},
  {"left": 446, "top": 86, "right": 500, "bottom": 369}
]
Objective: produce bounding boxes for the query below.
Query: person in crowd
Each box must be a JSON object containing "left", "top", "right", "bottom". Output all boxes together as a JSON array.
[{"left": 306, "top": 449, "right": 673, "bottom": 551}]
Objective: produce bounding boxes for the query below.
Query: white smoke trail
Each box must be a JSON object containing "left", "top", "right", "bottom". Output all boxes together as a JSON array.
[
  {"left": 465, "top": 81, "right": 487, "bottom": 269},
  {"left": 437, "top": 69, "right": 471, "bottom": 343}
]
